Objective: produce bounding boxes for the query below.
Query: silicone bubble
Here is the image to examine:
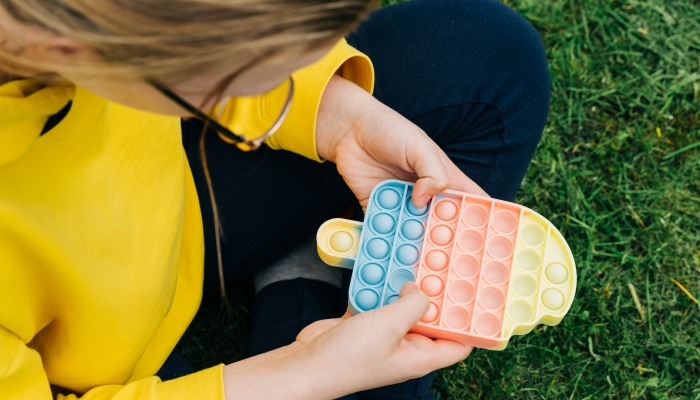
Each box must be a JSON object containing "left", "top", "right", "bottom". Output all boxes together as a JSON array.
[
  {"left": 492, "top": 211, "right": 518, "bottom": 234},
  {"left": 520, "top": 223, "right": 546, "bottom": 247},
  {"left": 474, "top": 313, "right": 501, "bottom": 337},
  {"left": 329, "top": 230, "right": 354, "bottom": 253},
  {"left": 385, "top": 295, "right": 399, "bottom": 305},
  {"left": 483, "top": 261, "right": 509, "bottom": 285},
  {"left": 508, "top": 300, "right": 534, "bottom": 323},
  {"left": 449, "top": 280, "right": 476, "bottom": 304},
  {"left": 545, "top": 262, "right": 569, "bottom": 284},
  {"left": 430, "top": 225, "right": 454, "bottom": 246},
  {"left": 360, "top": 263, "right": 385, "bottom": 285},
  {"left": 487, "top": 236, "right": 514, "bottom": 259},
  {"left": 479, "top": 287, "right": 505, "bottom": 311},
  {"left": 516, "top": 249, "right": 541, "bottom": 272},
  {"left": 542, "top": 288, "right": 565, "bottom": 311},
  {"left": 396, "top": 244, "right": 420, "bottom": 266},
  {"left": 401, "top": 219, "right": 424, "bottom": 241},
  {"left": 421, "top": 302, "right": 440, "bottom": 323},
  {"left": 462, "top": 205, "right": 488, "bottom": 228},
  {"left": 435, "top": 200, "right": 459, "bottom": 221},
  {"left": 377, "top": 188, "right": 401, "bottom": 210},
  {"left": 454, "top": 254, "right": 480, "bottom": 278},
  {"left": 406, "top": 197, "right": 428, "bottom": 216},
  {"left": 355, "top": 289, "right": 379, "bottom": 311},
  {"left": 389, "top": 269, "right": 414, "bottom": 291},
  {"left": 458, "top": 230, "right": 484, "bottom": 253},
  {"left": 425, "top": 249, "right": 449, "bottom": 271},
  {"left": 512, "top": 274, "right": 537, "bottom": 297},
  {"left": 365, "top": 238, "right": 390, "bottom": 260},
  {"left": 371, "top": 213, "right": 396, "bottom": 235},
  {"left": 420, "top": 275, "right": 444, "bottom": 297},
  {"left": 444, "top": 307, "right": 471, "bottom": 330}
]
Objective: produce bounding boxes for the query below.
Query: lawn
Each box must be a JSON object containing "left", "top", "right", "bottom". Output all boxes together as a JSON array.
[{"left": 178, "top": 0, "right": 700, "bottom": 398}]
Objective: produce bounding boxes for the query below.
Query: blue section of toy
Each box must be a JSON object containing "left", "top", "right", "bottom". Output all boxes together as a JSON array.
[{"left": 348, "top": 181, "right": 432, "bottom": 314}]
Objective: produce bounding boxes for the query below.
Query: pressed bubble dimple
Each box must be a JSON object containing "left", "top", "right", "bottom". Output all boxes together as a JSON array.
[
  {"left": 516, "top": 249, "right": 541, "bottom": 271},
  {"left": 435, "top": 200, "right": 458, "bottom": 221},
  {"left": 377, "top": 188, "right": 401, "bottom": 210},
  {"left": 406, "top": 198, "right": 429, "bottom": 216},
  {"left": 431, "top": 225, "right": 454, "bottom": 246},
  {"left": 508, "top": 301, "right": 534, "bottom": 323},
  {"left": 475, "top": 313, "right": 501, "bottom": 337},
  {"left": 421, "top": 275, "right": 444, "bottom": 297},
  {"left": 487, "top": 236, "right": 514, "bottom": 259},
  {"left": 401, "top": 220, "right": 424, "bottom": 241},
  {"left": 449, "top": 281, "right": 476, "bottom": 304},
  {"left": 426, "top": 250, "right": 449, "bottom": 271},
  {"left": 483, "top": 261, "right": 509, "bottom": 285},
  {"left": 389, "top": 269, "right": 414, "bottom": 291},
  {"left": 445, "top": 307, "right": 471, "bottom": 330},
  {"left": 360, "top": 263, "right": 385, "bottom": 285},
  {"left": 355, "top": 289, "right": 379, "bottom": 311},
  {"left": 479, "top": 287, "right": 505, "bottom": 310},
  {"left": 462, "top": 205, "right": 489, "bottom": 228},
  {"left": 512, "top": 275, "right": 537, "bottom": 297},
  {"left": 520, "top": 223, "right": 546, "bottom": 247},
  {"left": 454, "top": 254, "right": 480, "bottom": 278},
  {"left": 396, "top": 244, "right": 419, "bottom": 265},
  {"left": 492, "top": 211, "right": 518, "bottom": 234},
  {"left": 458, "top": 230, "right": 484, "bottom": 253},
  {"left": 366, "top": 238, "right": 390, "bottom": 259},
  {"left": 329, "top": 231, "right": 354, "bottom": 253},
  {"left": 371, "top": 213, "right": 396, "bottom": 235}
]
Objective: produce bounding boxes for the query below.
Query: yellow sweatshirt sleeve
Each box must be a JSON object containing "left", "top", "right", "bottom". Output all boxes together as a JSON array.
[
  {"left": 0, "top": 327, "right": 225, "bottom": 400},
  {"left": 214, "top": 38, "right": 374, "bottom": 161}
]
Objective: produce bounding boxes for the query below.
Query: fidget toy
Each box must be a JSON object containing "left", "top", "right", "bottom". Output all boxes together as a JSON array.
[{"left": 317, "top": 180, "right": 576, "bottom": 350}]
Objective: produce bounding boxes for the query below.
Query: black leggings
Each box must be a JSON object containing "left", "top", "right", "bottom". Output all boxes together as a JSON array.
[{"left": 170, "top": 0, "right": 550, "bottom": 398}]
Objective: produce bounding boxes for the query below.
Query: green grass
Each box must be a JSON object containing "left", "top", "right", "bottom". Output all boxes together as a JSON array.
[{"left": 179, "top": 0, "right": 700, "bottom": 398}]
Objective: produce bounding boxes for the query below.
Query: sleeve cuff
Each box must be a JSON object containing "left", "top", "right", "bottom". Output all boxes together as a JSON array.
[
  {"left": 264, "top": 39, "right": 375, "bottom": 161},
  {"left": 155, "top": 364, "right": 225, "bottom": 400}
]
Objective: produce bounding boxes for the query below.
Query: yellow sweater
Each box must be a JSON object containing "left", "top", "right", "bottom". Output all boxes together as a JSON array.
[{"left": 0, "top": 40, "right": 373, "bottom": 399}]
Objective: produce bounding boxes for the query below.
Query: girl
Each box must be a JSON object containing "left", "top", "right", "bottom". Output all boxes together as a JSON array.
[{"left": 0, "top": 0, "right": 549, "bottom": 398}]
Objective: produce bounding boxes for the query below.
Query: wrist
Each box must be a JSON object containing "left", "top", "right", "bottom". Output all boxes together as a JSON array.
[
  {"left": 315, "top": 74, "right": 374, "bottom": 163},
  {"left": 222, "top": 342, "right": 344, "bottom": 400}
]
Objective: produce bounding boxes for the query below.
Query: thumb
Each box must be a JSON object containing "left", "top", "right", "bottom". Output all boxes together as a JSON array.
[
  {"left": 373, "top": 281, "right": 430, "bottom": 339},
  {"left": 408, "top": 137, "right": 450, "bottom": 208}
]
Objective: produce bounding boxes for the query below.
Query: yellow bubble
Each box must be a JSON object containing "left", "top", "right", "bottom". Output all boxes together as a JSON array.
[
  {"left": 545, "top": 263, "right": 568, "bottom": 284},
  {"left": 542, "top": 288, "right": 565, "bottom": 310},
  {"left": 330, "top": 231, "right": 353, "bottom": 253}
]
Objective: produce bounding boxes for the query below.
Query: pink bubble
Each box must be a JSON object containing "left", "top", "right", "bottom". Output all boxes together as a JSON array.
[
  {"left": 430, "top": 225, "right": 454, "bottom": 246},
  {"left": 421, "top": 302, "right": 440, "bottom": 323},
  {"left": 420, "top": 275, "right": 444, "bottom": 297},
  {"left": 425, "top": 249, "right": 449, "bottom": 271},
  {"left": 435, "top": 200, "right": 459, "bottom": 221}
]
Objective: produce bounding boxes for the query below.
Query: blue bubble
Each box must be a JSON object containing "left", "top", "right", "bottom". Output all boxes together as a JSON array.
[
  {"left": 384, "top": 295, "right": 399, "bottom": 305},
  {"left": 401, "top": 220, "right": 424, "bottom": 240},
  {"left": 406, "top": 197, "right": 428, "bottom": 216},
  {"left": 396, "top": 244, "right": 419, "bottom": 265},
  {"left": 366, "top": 238, "right": 390, "bottom": 259},
  {"left": 355, "top": 289, "right": 379, "bottom": 311},
  {"left": 360, "top": 263, "right": 385, "bottom": 285},
  {"left": 371, "top": 213, "right": 396, "bottom": 235},
  {"left": 389, "top": 269, "right": 415, "bottom": 291},
  {"left": 377, "top": 188, "right": 400, "bottom": 210}
]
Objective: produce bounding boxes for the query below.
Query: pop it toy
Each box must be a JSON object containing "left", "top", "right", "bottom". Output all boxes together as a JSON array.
[{"left": 316, "top": 180, "right": 576, "bottom": 350}]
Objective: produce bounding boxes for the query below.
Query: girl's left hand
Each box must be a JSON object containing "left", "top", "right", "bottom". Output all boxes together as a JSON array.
[{"left": 316, "top": 75, "right": 488, "bottom": 211}]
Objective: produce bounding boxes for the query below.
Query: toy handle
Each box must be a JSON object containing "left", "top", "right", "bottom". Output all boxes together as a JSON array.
[{"left": 316, "top": 218, "right": 364, "bottom": 269}]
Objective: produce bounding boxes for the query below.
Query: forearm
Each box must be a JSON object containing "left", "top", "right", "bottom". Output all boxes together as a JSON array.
[{"left": 222, "top": 342, "right": 348, "bottom": 400}]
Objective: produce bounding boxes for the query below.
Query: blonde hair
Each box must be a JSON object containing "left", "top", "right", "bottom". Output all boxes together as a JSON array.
[{"left": 0, "top": 0, "right": 375, "bottom": 81}]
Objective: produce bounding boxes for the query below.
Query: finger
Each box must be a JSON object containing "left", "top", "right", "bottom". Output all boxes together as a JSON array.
[
  {"left": 411, "top": 338, "right": 475, "bottom": 371},
  {"left": 438, "top": 148, "right": 489, "bottom": 197},
  {"left": 407, "top": 137, "right": 450, "bottom": 207},
  {"left": 372, "top": 281, "right": 430, "bottom": 338}
]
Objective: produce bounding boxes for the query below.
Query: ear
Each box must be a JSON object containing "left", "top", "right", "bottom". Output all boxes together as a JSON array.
[{"left": 24, "top": 29, "right": 95, "bottom": 68}]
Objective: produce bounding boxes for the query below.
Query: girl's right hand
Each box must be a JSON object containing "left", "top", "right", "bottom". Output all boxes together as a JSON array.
[{"left": 223, "top": 282, "right": 473, "bottom": 400}]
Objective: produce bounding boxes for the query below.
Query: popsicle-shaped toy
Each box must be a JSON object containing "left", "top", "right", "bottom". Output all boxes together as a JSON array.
[{"left": 317, "top": 180, "right": 576, "bottom": 350}]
